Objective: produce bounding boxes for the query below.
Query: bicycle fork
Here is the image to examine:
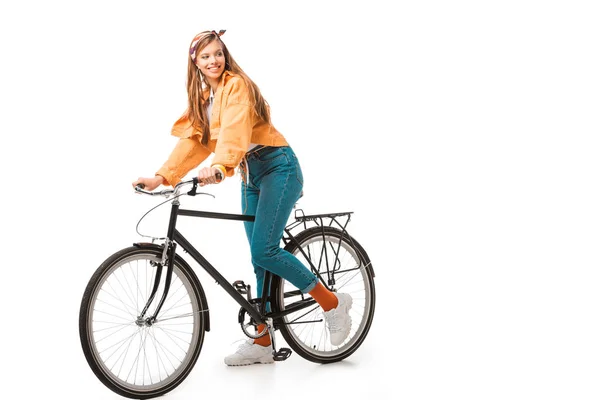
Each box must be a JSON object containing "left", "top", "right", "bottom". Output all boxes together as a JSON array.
[{"left": 136, "top": 240, "right": 177, "bottom": 326}]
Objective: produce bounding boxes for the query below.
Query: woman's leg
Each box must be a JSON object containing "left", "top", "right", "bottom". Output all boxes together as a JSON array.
[
  {"left": 241, "top": 180, "right": 269, "bottom": 300},
  {"left": 248, "top": 150, "right": 318, "bottom": 293},
  {"left": 241, "top": 179, "right": 273, "bottom": 348},
  {"left": 225, "top": 148, "right": 352, "bottom": 366},
  {"left": 248, "top": 148, "right": 351, "bottom": 346}
]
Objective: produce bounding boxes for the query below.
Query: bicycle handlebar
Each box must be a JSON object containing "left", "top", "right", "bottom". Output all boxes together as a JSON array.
[{"left": 135, "top": 172, "right": 223, "bottom": 198}]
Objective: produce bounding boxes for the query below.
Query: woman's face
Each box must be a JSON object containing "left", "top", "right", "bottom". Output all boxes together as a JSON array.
[{"left": 195, "top": 40, "right": 225, "bottom": 82}]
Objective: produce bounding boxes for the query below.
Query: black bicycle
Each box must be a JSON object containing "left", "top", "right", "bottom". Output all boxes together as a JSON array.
[{"left": 79, "top": 178, "right": 376, "bottom": 399}]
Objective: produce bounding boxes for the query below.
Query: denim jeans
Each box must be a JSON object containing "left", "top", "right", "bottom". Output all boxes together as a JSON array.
[{"left": 241, "top": 146, "right": 318, "bottom": 300}]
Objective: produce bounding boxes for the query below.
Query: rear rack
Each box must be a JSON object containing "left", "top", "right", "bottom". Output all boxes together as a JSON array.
[{"left": 286, "top": 209, "right": 354, "bottom": 235}]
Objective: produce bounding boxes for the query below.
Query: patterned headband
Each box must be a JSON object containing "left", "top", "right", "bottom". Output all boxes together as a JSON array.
[{"left": 189, "top": 30, "right": 226, "bottom": 61}]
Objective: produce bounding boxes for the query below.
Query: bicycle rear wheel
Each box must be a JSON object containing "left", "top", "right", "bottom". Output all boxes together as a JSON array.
[
  {"left": 273, "top": 226, "right": 375, "bottom": 363},
  {"left": 79, "top": 245, "right": 207, "bottom": 399}
]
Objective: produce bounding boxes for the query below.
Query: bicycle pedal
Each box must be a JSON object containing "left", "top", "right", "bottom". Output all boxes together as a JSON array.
[
  {"left": 232, "top": 280, "right": 249, "bottom": 294},
  {"left": 272, "top": 347, "right": 292, "bottom": 361}
]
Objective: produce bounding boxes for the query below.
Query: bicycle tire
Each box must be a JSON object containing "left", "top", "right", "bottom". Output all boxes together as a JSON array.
[
  {"left": 273, "top": 226, "right": 376, "bottom": 363},
  {"left": 79, "top": 245, "right": 207, "bottom": 399}
]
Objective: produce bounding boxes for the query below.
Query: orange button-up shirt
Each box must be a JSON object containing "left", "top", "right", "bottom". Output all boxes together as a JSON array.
[{"left": 156, "top": 71, "right": 288, "bottom": 186}]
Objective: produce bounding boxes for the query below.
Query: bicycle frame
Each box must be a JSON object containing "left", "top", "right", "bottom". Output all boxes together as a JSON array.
[{"left": 138, "top": 192, "right": 321, "bottom": 330}]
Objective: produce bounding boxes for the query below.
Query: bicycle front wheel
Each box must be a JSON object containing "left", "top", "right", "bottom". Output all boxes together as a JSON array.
[
  {"left": 79, "top": 245, "right": 207, "bottom": 399},
  {"left": 273, "top": 226, "right": 376, "bottom": 363}
]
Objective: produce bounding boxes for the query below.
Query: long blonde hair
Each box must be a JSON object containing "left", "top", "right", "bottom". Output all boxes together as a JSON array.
[{"left": 186, "top": 31, "right": 270, "bottom": 145}]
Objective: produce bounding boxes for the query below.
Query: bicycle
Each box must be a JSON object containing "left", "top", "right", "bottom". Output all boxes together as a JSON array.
[{"left": 79, "top": 177, "right": 376, "bottom": 399}]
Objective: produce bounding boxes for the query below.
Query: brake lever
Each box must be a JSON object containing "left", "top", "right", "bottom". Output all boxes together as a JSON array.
[
  {"left": 187, "top": 172, "right": 222, "bottom": 196},
  {"left": 187, "top": 177, "right": 199, "bottom": 196}
]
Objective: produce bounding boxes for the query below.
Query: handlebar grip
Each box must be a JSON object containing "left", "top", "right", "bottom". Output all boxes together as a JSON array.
[
  {"left": 216, "top": 171, "right": 223, "bottom": 183},
  {"left": 136, "top": 183, "right": 146, "bottom": 189}
]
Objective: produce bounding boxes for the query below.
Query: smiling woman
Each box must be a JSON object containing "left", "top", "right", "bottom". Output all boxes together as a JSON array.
[{"left": 131, "top": 29, "right": 355, "bottom": 367}]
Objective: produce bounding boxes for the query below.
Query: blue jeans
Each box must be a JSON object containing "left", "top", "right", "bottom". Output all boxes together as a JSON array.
[{"left": 241, "top": 146, "right": 318, "bottom": 300}]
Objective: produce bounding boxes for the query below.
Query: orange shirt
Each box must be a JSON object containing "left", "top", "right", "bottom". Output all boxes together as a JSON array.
[{"left": 156, "top": 71, "right": 288, "bottom": 186}]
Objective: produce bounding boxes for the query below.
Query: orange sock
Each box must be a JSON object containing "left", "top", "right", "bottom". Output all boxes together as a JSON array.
[
  {"left": 253, "top": 324, "right": 271, "bottom": 347},
  {"left": 309, "top": 282, "right": 339, "bottom": 312}
]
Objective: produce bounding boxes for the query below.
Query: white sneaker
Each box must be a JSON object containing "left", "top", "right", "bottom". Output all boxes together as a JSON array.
[
  {"left": 224, "top": 340, "right": 274, "bottom": 366},
  {"left": 323, "top": 293, "right": 353, "bottom": 346}
]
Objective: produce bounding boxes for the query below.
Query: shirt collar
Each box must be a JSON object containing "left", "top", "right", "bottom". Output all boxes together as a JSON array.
[{"left": 204, "top": 70, "right": 235, "bottom": 102}]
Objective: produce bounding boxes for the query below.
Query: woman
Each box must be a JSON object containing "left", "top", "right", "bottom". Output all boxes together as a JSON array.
[{"left": 132, "top": 30, "right": 352, "bottom": 366}]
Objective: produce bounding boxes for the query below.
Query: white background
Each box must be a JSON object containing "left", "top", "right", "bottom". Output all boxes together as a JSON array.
[{"left": 1, "top": 1, "right": 599, "bottom": 399}]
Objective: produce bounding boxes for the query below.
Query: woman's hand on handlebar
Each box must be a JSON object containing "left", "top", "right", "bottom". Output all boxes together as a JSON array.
[
  {"left": 197, "top": 167, "right": 223, "bottom": 187},
  {"left": 132, "top": 176, "right": 164, "bottom": 191}
]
